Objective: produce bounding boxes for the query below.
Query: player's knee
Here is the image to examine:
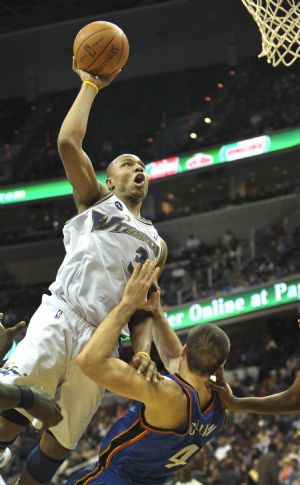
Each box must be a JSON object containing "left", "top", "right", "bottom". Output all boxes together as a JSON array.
[{"left": 40, "top": 431, "right": 70, "bottom": 460}]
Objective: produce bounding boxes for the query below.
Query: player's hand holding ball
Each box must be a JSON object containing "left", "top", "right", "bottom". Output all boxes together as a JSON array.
[
  {"left": 73, "top": 20, "right": 129, "bottom": 91},
  {"left": 72, "top": 57, "right": 121, "bottom": 92}
]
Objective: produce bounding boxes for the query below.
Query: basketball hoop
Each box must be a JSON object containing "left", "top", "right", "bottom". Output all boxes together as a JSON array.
[{"left": 240, "top": 0, "right": 300, "bottom": 67}]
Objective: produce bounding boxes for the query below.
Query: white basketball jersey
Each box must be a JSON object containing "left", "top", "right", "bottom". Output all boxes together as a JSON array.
[{"left": 49, "top": 193, "right": 162, "bottom": 329}]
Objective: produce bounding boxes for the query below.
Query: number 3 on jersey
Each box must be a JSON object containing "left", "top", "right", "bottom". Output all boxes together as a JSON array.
[
  {"left": 127, "top": 247, "right": 150, "bottom": 274},
  {"left": 165, "top": 444, "right": 199, "bottom": 469}
]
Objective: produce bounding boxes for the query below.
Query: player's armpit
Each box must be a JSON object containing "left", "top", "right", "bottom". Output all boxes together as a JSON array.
[{"left": 57, "top": 140, "right": 109, "bottom": 212}]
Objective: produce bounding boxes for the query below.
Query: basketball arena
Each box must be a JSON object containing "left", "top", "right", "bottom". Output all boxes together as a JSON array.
[{"left": 0, "top": 1, "right": 300, "bottom": 484}]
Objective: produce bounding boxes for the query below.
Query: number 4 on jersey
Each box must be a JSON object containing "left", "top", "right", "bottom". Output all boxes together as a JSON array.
[{"left": 165, "top": 444, "right": 199, "bottom": 469}]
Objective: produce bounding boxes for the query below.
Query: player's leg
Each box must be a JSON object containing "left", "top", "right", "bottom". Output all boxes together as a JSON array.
[
  {"left": 18, "top": 431, "right": 70, "bottom": 485},
  {"left": 19, "top": 319, "right": 105, "bottom": 484},
  {"left": 0, "top": 412, "right": 29, "bottom": 467},
  {"left": 0, "top": 295, "right": 70, "bottom": 470}
]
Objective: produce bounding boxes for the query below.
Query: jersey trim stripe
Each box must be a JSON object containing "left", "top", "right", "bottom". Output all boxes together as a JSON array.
[
  {"left": 133, "top": 214, "right": 153, "bottom": 226},
  {"left": 173, "top": 374, "right": 217, "bottom": 416},
  {"left": 75, "top": 419, "right": 149, "bottom": 484},
  {"left": 220, "top": 410, "right": 227, "bottom": 431},
  {"left": 93, "top": 191, "right": 114, "bottom": 206},
  {"left": 64, "top": 192, "right": 114, "bottom": 226}
]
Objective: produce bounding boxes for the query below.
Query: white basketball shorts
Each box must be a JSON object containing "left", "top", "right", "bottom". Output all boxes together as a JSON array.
[{"left": 0, "top": 293, "right": 114, "bottom": 449}]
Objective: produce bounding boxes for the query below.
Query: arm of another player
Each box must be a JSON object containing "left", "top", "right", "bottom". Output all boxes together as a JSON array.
[
  {"left": 57, "top": 60, "right": 120, "bottom": 213},
  {"left": 152, "top": 295, "right": 182, "bottom": 374},
  {"left": 130, "top": 238, "right": 168, "bottom": 377},
  {"left": 0, "top": 312, "right": 25, "bottom": 360},
  {"left": 210, "top": 368, "right": 300, "bottom": 414},
  {"left": 76, "top": 261, "right": 172, "bottom": 405},
  {"left": 0, "top": 384, "right": 62, "bottom": 428}
]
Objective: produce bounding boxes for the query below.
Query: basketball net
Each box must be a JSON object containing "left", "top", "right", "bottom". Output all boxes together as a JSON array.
[{"left": 241, "top": 0, "right": 300, "bottom": 67}]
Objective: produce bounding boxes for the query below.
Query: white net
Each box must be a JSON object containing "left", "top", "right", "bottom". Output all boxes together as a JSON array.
[{"left": 241, "top": 0, "right": 300, "bottom": 67}]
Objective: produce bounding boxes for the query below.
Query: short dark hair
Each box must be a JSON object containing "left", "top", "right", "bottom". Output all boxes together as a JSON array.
[{"left": 186, "top": 324, "right": 230, "bottom": 375}]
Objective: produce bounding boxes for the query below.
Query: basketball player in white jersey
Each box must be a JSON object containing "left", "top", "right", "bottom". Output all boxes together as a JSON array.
[
  {"left": 0, "top": 313, "right": 62, "bottom": 429},
  {"left": 0, "top": 62, "right": 167, "bottom": 485}
]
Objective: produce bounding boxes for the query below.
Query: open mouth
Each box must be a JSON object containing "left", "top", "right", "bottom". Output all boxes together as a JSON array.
[{"left": 133, "top": 173, "right": 145, "bottom": 185}]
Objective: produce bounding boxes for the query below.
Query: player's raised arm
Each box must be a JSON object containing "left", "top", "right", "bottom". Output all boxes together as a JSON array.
[
  {"left": 149, "top": 237, "right": 183, "bottom": 373},
  {"left": 152, "top": 296, "right": 182, "bottom": 374},
  {"left": 57, "top": 60, "right": 120, "bottom": 213},
  {"left": 209, "top": 368, "right": 300, "bottom": 414}
]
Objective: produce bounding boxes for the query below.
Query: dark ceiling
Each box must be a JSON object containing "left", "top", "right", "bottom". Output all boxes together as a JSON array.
[{"left": 0, "top": 0, "right": 172, "bottom": 33}]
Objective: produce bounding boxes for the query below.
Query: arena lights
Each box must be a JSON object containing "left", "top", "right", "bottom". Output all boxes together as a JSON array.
[
  {"left": 1, "top": 126, "right": 300, "bottom": 205},
  {"left": 204, "top": 117, "right": 212, "bottom": 124},
  {"left": 190, "top": 132, "right": 198, "bottom": 139}
]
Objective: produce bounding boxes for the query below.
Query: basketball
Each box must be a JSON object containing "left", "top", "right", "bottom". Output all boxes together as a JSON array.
[{"left": 73, "top": 21, "right": 129, "bottom": 77}]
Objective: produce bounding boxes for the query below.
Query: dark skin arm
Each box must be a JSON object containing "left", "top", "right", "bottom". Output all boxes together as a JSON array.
[
  {"left": 130, "top": 238, "right": 168, "bottom": 381},
  {"left": 57, "top": 60, "right": 120, "bottom": 213},
  {"left": 209, "top": 368, "right": 300, "bottom": 414},
  {"left": 0, "top": 384, "right": 62, "bottom": 428},
  {"left": 0, "top": 312, "right": 26, "bottom": 360},
  {"left": 152, "top": 302, "right": 182, "bottom": 373}
]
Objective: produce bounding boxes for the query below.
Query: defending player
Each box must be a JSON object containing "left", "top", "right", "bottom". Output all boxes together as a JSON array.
[
  {"left": 208, "top": 363, "right": 300, "bottom": 414},
  {"left": 68, "top": 260, "right": 229, "bottom": 485},
  {"left": 0, "top": 63, "right": 167, "bottom": 484}
]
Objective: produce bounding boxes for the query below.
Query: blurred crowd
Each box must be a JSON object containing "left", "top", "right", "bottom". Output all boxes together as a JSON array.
[
  {"left": 0, "top": 173, "right": 298, "bottom": 247},
  {"left": 1, "top": 59, "right": 300, "bottom": 185},
  {"left": 156, "top": 178, "right": 296, "bottom": 223},
  {"left": 1, "top": 56, "right": 300, "bottom": 485},
  {"left": 2, "top": 317, "right": 300, "bottom": 484},
  {"left": 160, "top": 222, "right": 300, "bottom": 306}
]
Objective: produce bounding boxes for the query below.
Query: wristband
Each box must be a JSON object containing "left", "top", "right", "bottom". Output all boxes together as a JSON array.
[
  {"left": 135, "top": 351, "right": 150, "bottom": 359},
  {"left": 82, "top": 80, "right": 99, "bottom": 94},
  {"left": 16, "top": 385, "right": 34, "bottom": 409}
]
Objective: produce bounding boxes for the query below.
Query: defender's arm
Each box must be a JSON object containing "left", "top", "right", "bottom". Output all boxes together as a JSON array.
[
  {"left": 149, "top": 238, "right": 183, "bottom": 373},
  {"left": 129, "top": 238, "right": 168, "bottom": 375},
  {"left": 152, "top": 307, "right": 182, "bottom": 373},
  {"left": 77, "top": 262, "right": 168, "bottom": 404}
]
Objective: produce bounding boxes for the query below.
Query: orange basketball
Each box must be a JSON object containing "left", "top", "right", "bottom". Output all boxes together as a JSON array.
[{"left": 73, "top": 21, "right": 129, "bottom": 77}]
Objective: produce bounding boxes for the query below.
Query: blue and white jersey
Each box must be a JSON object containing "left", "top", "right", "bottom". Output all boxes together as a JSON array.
[
  {"left": 70, "top": 373, "right": 226, "bottom": 485},
  {"left": 49, "top": 193, "right": 161, "bottom": 329}
]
